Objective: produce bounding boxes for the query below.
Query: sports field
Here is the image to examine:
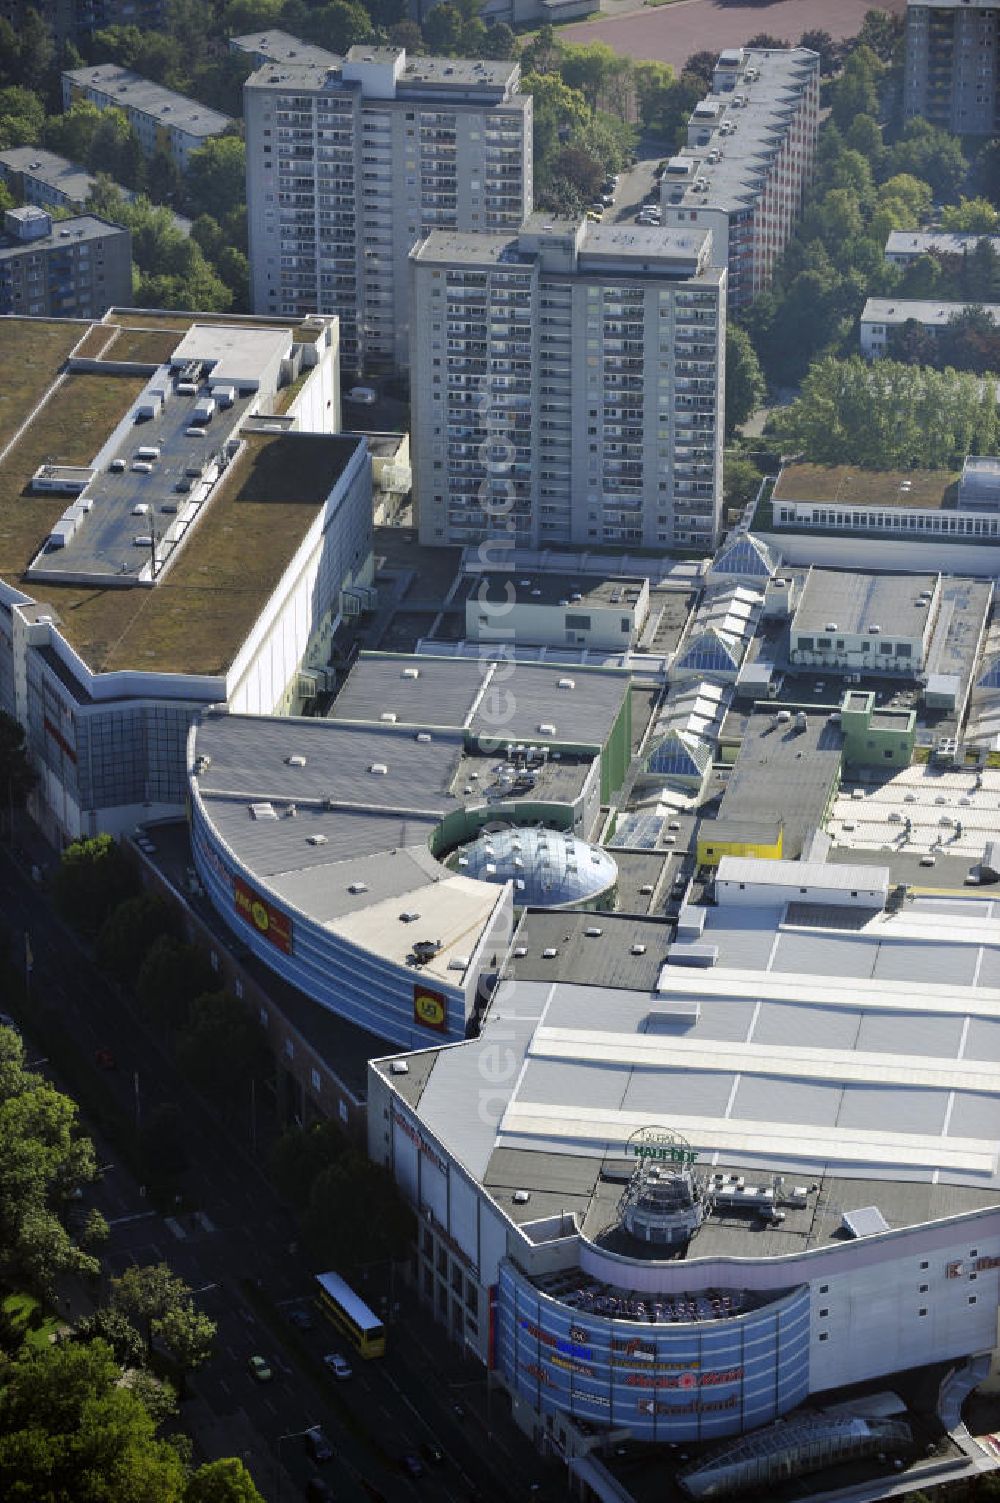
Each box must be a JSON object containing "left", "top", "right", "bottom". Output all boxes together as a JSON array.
[{"left": 560, "top": 0, "right": 906, "bottom": 68}]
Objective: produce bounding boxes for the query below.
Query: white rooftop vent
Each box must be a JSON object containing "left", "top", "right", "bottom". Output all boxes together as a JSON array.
[
  {"left": 512, "top": 1190, "right": 531, "bottom": 1205},
  {"left": 513, "top": 945, "right": 528, "bottom": 957},
  {"left": 868, "top": 624, "right": 881, "bottom": 634},
  {"left": 401, "top": 667, "right": 420, "bottom": 679},
  {"left": 538, "top": 722, "right": 556, "bottom": 735},
  {"left": 585, "top": 926, "right": 603, "bottom": 937},
  {"left": 250, "top": 802, "right": 277, "bottom": 820},
  {"left": 631, "top": 943, "right": 647, "bottom": 955},
  {"left": 285, "top": 754, "right": 307, "bottom": 767},
  {"left": 380, "top": 711, "right": 398, "bottom": 723},
  {"left": 369, "top": 762, "right": 388, "bottom": 774},
  {"left": 557, "top": 677, "right": 576, "bottom": 690},
  {"left": 348, "top": 881, "right": 368, "bottom": 894},
  {"left": 448, "top": 956, "right": 469, "bottom": 971},
  {"left": 390, "top": 1059, "right": 410, "bottom": 1075},
  {"left": 415, "top": 732, "right": 432, "bottom": 743},
  {"left": 824, "top": 622, "right": 838, "bottom": 632},
  {"left": 306, "top": 833, "right": 328, "bottom": 846},
  {"left": 542, "top": 947, "right": 558, "bottom": 959}
]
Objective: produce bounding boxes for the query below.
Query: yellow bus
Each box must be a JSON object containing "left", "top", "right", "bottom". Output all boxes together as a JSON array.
[{"left": 314, "top": 1271, "right": 386, "bottom": 1358}]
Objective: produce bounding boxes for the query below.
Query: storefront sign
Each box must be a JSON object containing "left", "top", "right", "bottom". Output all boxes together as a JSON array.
[
  {"left": 234, "top": 876, "right": 292, "bottom": 953},
  {"left": 627, "top": 1125, "right": 698, "bottom": 1166},
  {"left": 413, "top": 983, "right": 448, "bottom": 1032},
  {"left": 390, "top": 1105, "right": 449, "bottom": 1176}
]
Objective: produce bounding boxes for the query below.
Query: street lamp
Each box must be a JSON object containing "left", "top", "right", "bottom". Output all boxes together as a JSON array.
[{"left": 275, "top": 1427, "right": 316, "bottom": 1503}]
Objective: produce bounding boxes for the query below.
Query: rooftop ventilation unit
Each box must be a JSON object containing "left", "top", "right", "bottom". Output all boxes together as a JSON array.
[
  {"left": 542, "top": 947, "right": 558, "bottom": 958},
  {"left": 512, "top": 1190, "right": 531, "bottom": 1205},
  {"left": 390, "top": 1060, "right": 409, "bottom": 1075},
  {"left": 250, "top": 802, "right": 277, "bottom": 820},
  {"left": 306, "top": 833, "right": 328, "bottom": 846},
  {"left": 557, "top": 677, "right": 575, "bottom": 690},
  {"left": 415, "top": 732, "right": 432, "bottom": 743},
  {"left": 348, "top": 880, "right": 368, "bottom": 894},
  {"left": 380, "top": 711, "right": 398, "bottom": 723},
  {"left": 401, "top": 667, "right": 420, "bottom": 679},
  {"left": 285, "top": 754, "right": 306, "bottom": 767},
  {"left": 369, "top": 762, "right": 388, "bottom": 775},
  {"left": 538, "top": 722, "right": 556, "bottom": 735}
]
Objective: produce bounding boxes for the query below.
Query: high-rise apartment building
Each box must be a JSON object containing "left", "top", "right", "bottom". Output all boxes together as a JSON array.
[
  {"left": 660, "top": 47, "right": 819, "bottom": 312},
  {"left": 0, "top": 207, "right": 131, "bottom": 319},
  {"left": 904, "top": 0, "right": 1000, "bottom": 135},
  {"left": 410, "top": 217, "right": 726, "bottom": 553},
  {"left": 244, "top": 45, "right": 532, "bottom": 373}
]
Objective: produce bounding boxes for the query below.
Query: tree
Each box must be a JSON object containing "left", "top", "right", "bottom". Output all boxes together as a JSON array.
[
  {"left": 175, "top": 990, "right": 270, "bottom": 1108},
  {"left": 854, "top": 7, "right": 903, "bottom": 63},
  {"left": 0, "top": 1044, "right": 99, "bottom": 1293},
  {"left": 302, "top": 1151, "right": 415, "bottom": 1271},
  {"left": 844, "top": 114, "right": 885, "bottom": 176},
  {"left": 137, "top": 1102, "right": 190, "bottom": 1182},
  {"left": 887, "top": 118, "right": 968, "bottom": 202},
  {"left": 303, "top": 0, "right": 374, "bottom": 54},
  {"left": 521, "top": 71, "right": 589, "bottom": 176},
  {"left": 222, "top": 0, "right": 284, "bottom": 30},
  {"left": 482, "top": 22, "right": 516, "bottom": 61},
  {"left": 97, "top": 893, "right": 178, "bottom": 983},
  {"left": 0, "top": 1339, "right": 188, "bottom": 1503},
  {"left": 941, "top": 197, "right": 999, "bottom": 233},
  {"left": 560, "top": 41, "right": 627, "bottom": 114},
  {"left": 0, "top": 85, "right": 44, "bottom": 148},
  {"left": 76, "top": 1307, "right": 146, "bottom": 1369},
  {"left": 519, "top": 23, "right": 562, "bottom": 78},
  {"left": 421, "top": 1, "right": 463, "bottom": 53},
  {"left": 52, "top": 833, "right": 136, "bottom": 936},
  {"left": 185, "top": 1459, "right": 266, "bottom": 1503},
  {"left": 633, "top": 59, "right": 674, "bottom": 131},
  {"left": 829, "top": 46, "right": 881, "bottom": 132},
  {"left": 551, "top": 144, "right": 603, "bottom": 201},
  {"left": 43, "top": 98, "right": 103, "bottom": 161},
  {"left": 725, "top": 325, "right": 765, "bottom": 437},
  {"left": 136, "top": 935, "right": 215, "bottom": 1033},
  {"left": 799, "top": 29, "right": 839, "bottom": 76},
  {"left": 268, "top": 1119, "right": 347, "bottom": 1209},
  {"left": 0, "top": 712, "right": 36, "bottom": 820},
  {"left": 936, "top": 305, "right": 1000, "bottom": 375},
  {"left": 111, "top": 1263, "right": 216, "bottom": 1371},
  {"left": 723, "top": 454, "right": 765, "bottom": 520},
  {"left": 773, "top": 355, "right": 1000, "bottom": 469},
  {"left": 877, "top": 173, "right": 933, "bottom": 226},
  {"left": 16, "top": 6, "right": 53, "bottom": 93},
  {"left": 186, "top": 136, "right": 246, "bottom": 222},
  {"left": 681, "top": 50, "right": 716, "bottom": 88}
]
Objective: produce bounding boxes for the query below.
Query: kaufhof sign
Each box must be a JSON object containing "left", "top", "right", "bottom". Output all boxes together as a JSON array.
[
  {"left": 413, "top": 983, "right": 448, "bottom": 1032},
  {"left": 627, "top": 1125, "right": 699, "bottom": 1167},
  {"left": 234, "top": 876, "right": 293, "bottom": 954}
]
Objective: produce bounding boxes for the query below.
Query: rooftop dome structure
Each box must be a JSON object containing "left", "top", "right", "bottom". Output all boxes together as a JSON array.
[{"left": 454, "top": 826, "right": 618, "bottom": 910}]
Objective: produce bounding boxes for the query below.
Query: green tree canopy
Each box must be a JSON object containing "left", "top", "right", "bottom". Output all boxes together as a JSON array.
[
  {"left": 175, "top": 991, "right": 270, "bottom": 1106},
  {"left": 772, "top": 354, "right": 999, "bottom": 469},
  {"left": 136, "top": 936, "right": 215, "bottom": 1033},
  {"left": 0, "top": 85, "right": 44, "bottom": 148},
  {"left": 97, "top": 893, "right": 178, "bottom": 983},
  {"left": 940, "top": 197, "right": 999, "bottom": 232},
  {"left": 185, "top": 135, "right": 247, "bottom": 222},
  {"left": 52, "top": 833, "right": 136, "bottom": 936},
  {"left": 184, "top": 1458, "right": 266, "bottom": 1503},
  {"left": 887, "top": 118, "right": 968, "bottom": 202},
  {"left": 725, "top": 325, "right": 765, "bottom": 437},
  {"left": 0, "top": 1339, "right": 188, "bottom": 1503},
  {"left": 0, "top": 712, "right": 36, "bottom": 815},
  {"left": 111, "top": 1263, "right": 217, "bottom": 1371},
  {"left": 302, "top": 1150, "right": 415, "bottom": 1271}
]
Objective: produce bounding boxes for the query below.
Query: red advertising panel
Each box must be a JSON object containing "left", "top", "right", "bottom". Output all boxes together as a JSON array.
[
  {"left": 234, "top": 876, "right": 293, "bottom": 954},
  {"left": 413, "top": 983, "right": 448, "bottom": 1032}
]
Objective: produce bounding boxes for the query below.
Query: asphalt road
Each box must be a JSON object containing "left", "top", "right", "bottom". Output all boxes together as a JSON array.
[{"left": 0, "top": 843, "right": 557, "bottom": 1503}]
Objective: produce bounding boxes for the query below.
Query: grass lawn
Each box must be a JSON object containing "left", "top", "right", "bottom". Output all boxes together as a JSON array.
[
  {"left": 2, "top": 1290, "right": 62, "bottom": 1351},
  {"left": 0, "top": 319, "right": 85, "bottom": 454}
]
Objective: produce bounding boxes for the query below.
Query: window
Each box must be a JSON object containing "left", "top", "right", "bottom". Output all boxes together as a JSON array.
[
  {"left": 919, "top": 1307, "right": 927, "bottom": 1317},
  {"left": 259, "top": 1007, "right": 269, "bottom": 1027},
  {"left": 818, "top": 1332, "right": 828, "bottom": 1341},
  {"left": 284, "top": 1038, "right": 294, "bottom": 1059},
  {"left": 919, "top": 1284, "right": 928, "bottom": 1293},
  {"left": 970, "top": 1295, "right": 978, "bottom": 1304},
  {"left": 920, "top": 1261, "right": 928, "bottom": 1270},
  {"left": 819, "top": 1308, "right": 828, "bottom": 1317},
  {"left": 310, "top": 1068, "right": 321, "bottom": 1092},
  {"left": 234, "top": 976, "right": 243, "bottom": 999},
  {"left": 819, "top": 1284, "right": 829, "bottom": 1294}
]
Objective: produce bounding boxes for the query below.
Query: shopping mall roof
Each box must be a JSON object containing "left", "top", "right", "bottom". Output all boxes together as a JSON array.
[
  {"left": 374, "top": 876, "right": 1000, "bottom": 1253},
  {"left": 792, "top": 569, "right": 937, "bottom": 640},
  {"left": 0, "top": 311, "right": 351, "bottom": 676},
  {"left": 772, "top": 464, "right": 960, "bottom": 511}
]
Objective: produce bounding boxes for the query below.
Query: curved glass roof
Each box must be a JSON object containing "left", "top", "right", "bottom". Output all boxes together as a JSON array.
[{"left": 454, "top": 826, "right": 618, "bottom": 908}]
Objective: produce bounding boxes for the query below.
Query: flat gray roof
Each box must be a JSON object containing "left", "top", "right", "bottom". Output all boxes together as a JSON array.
[
  {"left": 331, "top": 652, "right": 629, "bottom": 750},
  {"left": 229, "top": 29, "right": 338, "bottom": 66},
  {"left": 504, "top": 911, "right": 673, "bottom": 991},
  {"left": 0, "top": 213, "right": 125, "bottom": 260},
  {"left": 886, "top": 230, "right": 1000, "bottom": 260},
  {"left": 0, "top": 146, "right": 96, "bottom": 205},
  {"left": 862, "top": 296, "right": 1000, "bottom": 328},
  {"left": 793, "top": 569, "right": 937, "bottom": 639},
  {"left": 709, "top": 707, "right": 844, "bottom": 859},
  {"left": 64, "top": 65, "right": 233, "bottom": 137},
  {"left": 464, "top": 572, "right": 646, "bottom": 610}
]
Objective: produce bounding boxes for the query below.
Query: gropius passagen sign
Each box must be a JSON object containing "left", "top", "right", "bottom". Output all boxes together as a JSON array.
[{"left": 234, "top": 876, "right": 293, "bottom": 954}]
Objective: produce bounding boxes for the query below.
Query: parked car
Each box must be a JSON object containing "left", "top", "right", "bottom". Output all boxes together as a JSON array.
[
  {"left": 401, "top": 1453, "right": 424, "bottom": 1478},
  {"left": 288, "top": 1306, "right": 313, "bottom": 1331},
  {"left": 247, "top": 1354, "right": 273, "bottom": 1383},
  {"left": 323, "top": 1351, "right": 352, "bottom": 1380}
]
